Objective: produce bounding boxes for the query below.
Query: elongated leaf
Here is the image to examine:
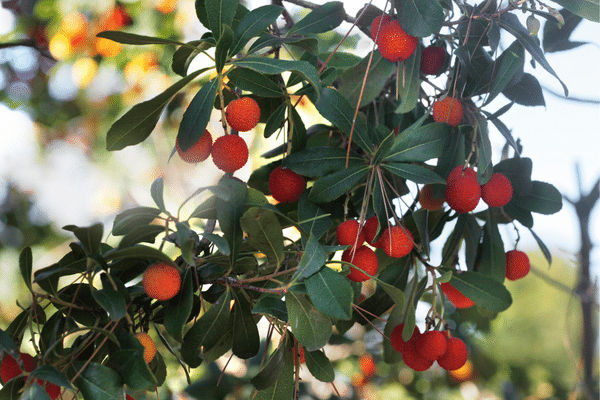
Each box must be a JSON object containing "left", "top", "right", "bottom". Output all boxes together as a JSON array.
[
  {"left": 397, "top": 0, "right": 445, "bottom": 37},
  {"left": 112, "top": 206, "right": 162, "bottom": 236},
  {"left": 19, "top": 246, "right": 33, "bottom": 292},
  {"left": 118, "top": 224, "right": 165, "bottom": 249},
  {"left": 296, "top": 234, "right": 327, "bottom": 279},
  {"left": 177, "top": 78, "right": 219, "bottom": 152},
  {"left": 396, "top": 43, "right": 422, "bottom": 113},
  {"left": 529, "top": 228, "right": 552, "bottom": 265},
  {"left": 103, "top": 245, "right": 175, "bottom": 265},
  {"left": 382, "top": 163, "right": 445, "bottom": 184},
  {"left": 478, "top": 218, "right": 506, "bottom": 282},
  {"left": 250, "top": 338, "right": 288, "bottom": 390},
  {"left": 215, "top": 25, "right": 233, "bottom": 73},
  {"left": 97, "top": 31, "right": 189, "bottom": 47},
  {"left": 263, "top": 102, "right": 287, "bottom": 138},
  {"left": 503, "top": 73, "right": 545, "bottom": 107},
  {"left": 240, "top": 207, "right": 284, "bottom": 267},
  {"left": 254, "top": 350, "right": 294, "bottom": 400},
  {"left": 446, "top": 270, "right": 512, "bottom": 312},
  {"left": 248, "top": 34, "right": 319, "bottom": 54},
  {"left": 286, "top": 292, "right": 332, "bottom": 351},
  {"left": 288, "top": 1, "right": 345, "bottom": 35},
  {"left": 227, "top": 68, "right": 283, "bottom": 98},
  {"left": 298, "top": 194, "right": 332, "bottom": 242},
  {"left": 106, "top": 69, "right": 202, "bottom": 151},
  {"left": 231, "top": 290, "right": 260, "bottom": 359},
  {"left": 164, "top": 269, "right": 194, "bottom": 342},
  {"left": 283, "top": 146, "right": 363, "bottom": 178},
  {"left": 304, "top": 349, "right": 335, "bottom": 382},
  {"left": 309, "top": 165, "right": 369, "bottom": 203},
  {"left": 514, "top": 181, "right": 563, "bottom": 215},
  {"left": 215, "top": 177, "right": 247, "bottom": 266},
  {"left": 62, "top": 223, "right": 103, "bottom": 255},
  {"left": 151, "top": 177, "right": 166, "bottom": 212},
  {"left": 172, "top": 40, "right": 214, "bottom": 77},
  {"left": 206, "top": 0, "right": 238, "bottom": 39},
  {"left": 92, "top": 288, "right": 127, "bottom": 321},
  {"left": 21, "top": 383, "right": 51, "bottom": 400},
  {"left": 475, "top": 116, "right": 493, "bottom": 183},
  {"left": 382, "top": 305, "right": 403, "bottom": 364},
  {"left": 231, "top": 5, "right": 283, "bottom": 55},
  {"left": 305, "top": 267, "right": 353, "bottom": 320},
  {"left": 553, "top": 0, "right": 599, "bottom": 22},
  {"left": 484, "top": 41, "right": 524, "bottom": 105},
  {"left": 73, "top": 362, "right": 123, "bottom": 400},
  {"left": 338, "top": 51, "right": 395, "bottom": 108},
  {"left": 385, "top": 122, "right": 450, "bottom": 162},
  {"left": 0, "top": 328, "right": 18, "bottom": 352}
]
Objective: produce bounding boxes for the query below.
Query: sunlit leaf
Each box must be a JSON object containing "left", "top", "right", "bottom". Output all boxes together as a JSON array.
[{"left": 304, "top": 349, "right": 335, "bottom": 382}]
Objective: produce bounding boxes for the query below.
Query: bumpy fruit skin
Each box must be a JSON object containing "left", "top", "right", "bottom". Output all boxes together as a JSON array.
[
  {"left": 420, "top": 46, "right": 446, "bottom": 75},
  {"left": 1, "top": 353, "right": 36, "bottom": 383},
  {"left": 481, "top": 172, "right": 513, "bottom": 207},
  {"left": 342, "top": 245, "right": 379, "bottom": 282},
  {"left": 445, "top": 175, "right": 481, "bottom": 213},
  {"left": 432, "top": 96, "right": 464, "bottom": 127},
  {"left": 419, "top": 184, "right": 444, "bottom": 211},
  {"left": 376, "top": 20, "right": 418, "bottom": 62},
  {"left": 336, "top": 219, "right": 366, "bottom": 247},
  {"left": 176, "top": 130, "right": 212, "bottom": 163},
  {"left": 370, "top": 14, "right": 391, "bottom": 41},
  {"left": 363, "top": 216, "right": 382, "bottom": 247},
  {"left": 211, "top": 134, "right": 249, "bottom": 173},
  {"left": 268, "top": 166, "right": 306, "bottom": 203},
  {"left": 415, "top": 330, "right": 448, "bottom": 361},
  {"left": 440, "top": 282, "right": 474, "bottom": 308},
  {"left": 379, "top": 226, "right": 414, "bottom": 258},
  {"left": 447, "top": 165, "right": 476, "bottom": 182},
  {"left": 402, "top": 344, "right": 434, "bottom": 372},
  {"left": 225, "top": 97, "right": 260, "bottom": 132},
  {"left": 136, "top": 332, "right": 157, "bottom": 363},
  {"left": 390, "top": 323, "right": 420, "bottom": 353},
  {"left": 359, "top": 354, "right": 376, "bottom": 379},
  {"left": 142, "top": 263, "right": 181, "bottom": 301},
  {"left": 437, "top": 337, "right": 468, "bottom": 371},
  {"left": 505, "top": 250, "right": 530, "bottom": 280}
]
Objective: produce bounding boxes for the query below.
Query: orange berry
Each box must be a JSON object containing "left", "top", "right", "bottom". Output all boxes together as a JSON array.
[
  {"left": 440, "top": 282, "right": 474, "bottom": 308},
  {"left": 415, "top": 330, "right": 447, "bottom": 361},
  {"left": 481, "top": 173, "right": 513, "bottom": 208},
  {"left": 419, "top": 184, "right": 444, "bottom": 211},
  {"left": 370, "top": 14, "right": 391, "bottom": 41},
  {"left": 390, "top": 323, "right": 420, "bottom": 353},
  {"left": 437, "top": 337, "right": 468, "bottom": 371},
  {"left": 505, "top": 250, "right": 530, "bottom": 280},
  {"left": 211, "top": 134, "right": 249, "bottom": 173},
  {"left": 225, "top": 97, "right": 261, "bottom": 132},
  {"left": 449, "top": 359, "right": 474, "bottom": 382},
  {"left": 342, "top": 245, "right": 378, "bottom": 282},
  {"left": 135, "top": 332, "right": 157, "bottom": 363},
  {"left": 432, "top": 96, "right": 463, "bottom": 127},
  {"left": 376, "top": 20, "right": 418, "bottom": 62},
  {"left": 420, "top": 46, "right": 446, "bottom": 75},
  {"left": 363, "top": 216, "right": 381, "bottom": 247},
  {"left": 336, "top": 219, "right": 365, "bottom": 247},
  {"left": 359, "top": 354, "right": 376, "bottom": 379},
  {"left": 379, "top": 226, "right": 414, "bottom": 258},
  {"left": 1, "top": 353, "right": 36, "bottom": 383},
  {"left": 142, "top": 263, "right": 181, "bottom": 301},
  {"left": 176, "top": 130, "right": 212, "bottom": 163},
  {"left": 268, "top": 166, "right": 306, "bottom": 203},
  {"left": 351, "top": 372, "right": 367, "bottom": 388},
  {"left": 445, "top": 175, "right": 481, "bottom": 214}
]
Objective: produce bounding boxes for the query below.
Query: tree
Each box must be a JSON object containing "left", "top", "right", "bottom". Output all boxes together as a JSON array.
[{"left": 0, "top": 0, "right": 598, "bottom": 399}]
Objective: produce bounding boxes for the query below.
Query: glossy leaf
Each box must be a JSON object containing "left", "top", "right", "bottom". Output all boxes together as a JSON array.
[
  {"left": 385, "top": 122, "right": 450, "bottom": 162},
  {"left": 231, "top": 290, "right": 260, "bottom": 359},
  {"left": 73, "top": 362, "right": 123, "bottom": 400},
  {"left": 164, "top": 269, "right": 194, "bottom": 342},
  {"left": 240, "top": 207, "right": 284, "bottom": 266},
  {"left": 263, "top": 102, "right": 287, "bottom": 138},
  {"left": 514, "top": 181, "right": 563, "bottom": 215},
  {"left": 215, "top": 25, "right": 233, "bottom": 73},
  {"left": 231, "top": 5, "right": 283, "bottom": 55},
  {"left": 493, "top": 157, "right": 533, "bottom": 194},
  {"left": 19, "top": 246, "right": 33, "bottom": 292},
  {"left": 283, "top": 146, "right": 363, "bottom": 178},
  {"left": 286, "top": 292, "right": 332, "bottom": 351},
  {"left": 103, "top": 245, "right": 175, "bottom": 265},
  {"left": 112, "top": 206, "right": 162, "bottom": 236},
  {"left": 309, "top": 165, "right": 369, "bottom": 203},
  {"left": 296, "top": 234, "right": 327, "bottom": 279},
  {"left": 382, "top": 305, "right": 404, "bottom": 364},
  {"left": 92, "top": 287, "right": 127, "bottom": 321},
  {"left": 288, "top": 1, "right": 345, "bottom": 35},
  {"left": 382, "top": 163, "right": 445, "bottom": 184},
  {"left": 97, "top": 30, "right": 189, "bottom": 47},
  {"left": 201, "top": 232, "right": 231, "bottom": 256},
  {"left": 476, "top": 116, "right": 493, "bottom": 183},
  {"left": 205, "top": 0, "right": 238, "bottom": 39},
  {"left": 446, "top": 270, "right": 512, "bottom": 313},
  {"left": 338, "top": 51, "right": 395, "bottom": 108},
  {"left": 248, "top": 34, "right": 319, "bottom": 54},
  {"left": 63, "top": 223, "right": 103, "bottom": 255},
  {"left": 254, "top": 351, "right": 294, "bottom": 400},
  {"left": 305, "top": 267, "right": 353, "bottom": 320},
  {"left": 172, "top": 40, "right": 213, "bottom": 77},
  {"left": 396, "top": 0, "right": 445, "bottom": 37},
  {"left": 478, "top": 218, "right": 506, "bottom": 282},
  {"left": 227, "top": 68, "right": 283, "bottom": 98},
  {"left": 177, "top": 78, "right": 219, "bottom": 152},
  {"left": 106, "top": 70, "right": 202, "bottom": 151},
  {"left": 118, "top": 224, "right": 165, "bottom": 249},
  {"left": 304, "top": 349, "right": 335, "bottom": 382},
  {"left": 252, "top": 294, "right": 288, "bottom": 321},
  {"left": 215, "top": 177, "right": 247, "bottom": 265}
]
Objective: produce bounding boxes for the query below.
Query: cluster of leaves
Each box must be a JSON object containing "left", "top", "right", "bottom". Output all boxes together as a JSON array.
[{"left": 1, "top": 0, "right": 597, "bottom": 399}]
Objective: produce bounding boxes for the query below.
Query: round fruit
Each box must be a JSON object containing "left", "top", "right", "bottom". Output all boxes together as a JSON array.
[
  {"left": 363, "top": 216, "right": 382, "bottom": 247},
  {"left": 268, "top": 166, "right": 306, "bottom": 203},
  {"left": 379, "top": 225, "right": 414, "bottom": 258},
  {"left": 370, "top": 14, "right": 391, "bottom": 41},
  {"left": 342, "top": 245, "right": 379, "bottom": 282},
  {"left": 390, "top": 323, "right": 420, "bottom": 353},
  {"left": 225, "top": 97, "right": 260, "bottom": 132},
  {"left": 402, "top": 344, "right": 434, "bottom": 372},
  {"left": 432, "top": 96, "right": 464, "bottom": 127},
  {"left": 437, "top": 337, "right": 468, "bottom": 371},
  {"left": 481, "top": 173, "right": 513, "bottom": 208},
  {"left": 440, "top": 282, "right": 474, "bottom": 308},
  {"left": 420, "top": 46, "right": 446, "bottom": 75},
  {"left": 142, "top": 263, "right": 181, "bottom": 301},
  {"left": 419, "top": 184, "right": 444, "bottom": 211},
  {"left": 176, "top": 130, "right": 212, "bottom": 163},
  {"left": 211, "top": 134, "right": 249, "bottom": 173},
  {"left": 1, "top": 353, "right": 36, "bottom": 383},
  {"left": 126, "top": 395, "right": 135, "bottom": 400},
  {"left": 447, "top": 165, "right": 477, "bottom": 182},
  {"left": 376, "top": 20, "right": 418, "bottom": 63},
  {"left": 505, "top": 250, "right": 530, "bottom": 280},
  {"left": 336, "top": 219, "right": 365, "bottom": 247},
  {"left": 359, "top": 354, "right": 376, "bottom": 379},
  {"left": 445, "top": 175, "right": 481, "bottom": 214},
  {"left": 415, "top": 330, "right": 447, "bottom": 361},
  {"left": 136, "top": 332, "right": 157, "bottom": 363},
  {"left": 40, "top": 382, "right": 61, "bottom": 400}
]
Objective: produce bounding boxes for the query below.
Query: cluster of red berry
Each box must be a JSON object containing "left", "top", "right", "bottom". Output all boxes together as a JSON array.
[{"left": 1, "top": 352, "right": 61, "bottom": 399}]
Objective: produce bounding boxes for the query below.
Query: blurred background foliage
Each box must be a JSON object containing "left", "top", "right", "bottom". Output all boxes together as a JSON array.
[{"left": 0, "top": 0, "right": 597, "bottom": 399}]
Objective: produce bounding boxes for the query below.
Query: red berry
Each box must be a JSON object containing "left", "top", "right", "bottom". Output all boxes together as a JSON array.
[
  {"left": 211, "top": 134, "right": 249, "bottom": 173},
  {"left": 376, "top": 20, "right": 418, "bottom": 63},
  {"left": 440, "top": 282, "right": 474, "bottom": 308},
  {"left": 481, "top": 173, "right": 513, "bottom": 207},
  {"left": 445, "top": 175, "right": 481, "bottom": 214},
  {"left": 176, "top": 130, "right": 212, "bottom": 163},
  {"left": 379, "top": 226, "right": 413, "bottom": 258},
  {"left": 39, "top": 381, "right": 61, "bottom": 399},
  {"left": 268, "top": 166, "right": 306, "bottom": 203},
  {"left": 142, "top": 263, "right": 182, "bottom": 301},
  {"left": 358, "top": 354, "right": 376, "bottom": 379},
  {"left": 390, "top": 323, "right": 420, "bottom": 353},
  {"left": 447, "top": 166, "right": 477, "bottom": 182},
  {"left": 402, "top": 344, "right": 434, "bottom": 372},
  {"left": 126, "top": 395, "right": 136, "bottom": 400},
  {"left": 419, "top": 184, "right": 444, "bottom": 211},
  {"left": 432, "top": 96, "right": 464, "bottom": 127},
  {"left": 370, "top": 14, "right": 391, "bottom": 41},
  {"left": 336, "top": 219, "right": 365, "bottom": 247},
  {"left": 505, "top": 250, "right": 530, "bottom": 280},
  {"left": 225, "top": 97, "right": 260, "bottom": 132},
  {"left": 415, "top": 330, "right": 447, "bottom": 361},
  {"left": 420, "top": 46, "right": 446, "bottom": 75},
  {"left": 342, "top": 245, "right": 379, "bottom": 282},
  {"left": 363, "top": 216, "right": 382, "bottom": 247},
  {"left": 437, "top": 337, "right": 468, "bottom": 371},
  {"left": 1, "top": 353, "right": 36, "bottom": 383}
]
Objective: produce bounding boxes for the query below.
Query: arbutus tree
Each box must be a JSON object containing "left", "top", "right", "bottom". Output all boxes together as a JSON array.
[{"left": 1, "top": 0, "right": 598, "bottom": 399}]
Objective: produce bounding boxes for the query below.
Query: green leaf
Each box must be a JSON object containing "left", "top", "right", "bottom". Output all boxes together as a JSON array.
[
  {"left": 20, "top": 383, "right": 51, "bottom": 400},
  {"left": 263, "top": 102, "right": 287, "bottom": 137},
  {"left": 297, "top": 194, "right": 332, "bottom": 242},
  {"left": 103, "top": 245, "right": 175, "bottom": 265},
  {"left": 529, "top": 228, "right": 552, "bottom": 265},
  {"left": 503, "top": 73, "right": 545, "bottom": 107},
  {"left": 240, "top": 207, "right": 284, "bottom": 266},
  {"left": 296, "top": 234, "right": 327, "bottom": 280},
  {"left": 252, "top": 294, "right": 288, "bottom": 321},
  {"left": 206, "top": 0, "right": 238, "bottom": 39},
  {"left": 250, "top": 338, "right": 288, "bottom": 390},
  {"left": 112, "top": 206, "right": 162, "bottom": 236},
  {"left": 288, "top": 1, "right": 345, "bottom": 35},
  {"left": 177, "top": 78, "right": 219, "bottom": 152},
  {"left": 201, "top": 232, "right": 231, "bottom": 256},
  {"left": 493, "top": 157, "right": 533, "bottom": 194},
  {"left": 30, "top": 366, "right": 73, "bottom": 392},
  {"left": 338, "top": 51, "right": 396, "bottom": 108},
  {"left": 0, "top": 328, "right": 18, "bottom": 353},
  {"left": 497, "top": 13, "right": 568, "bottom": 96},
  {"left": 248, "top": 34, "right": 319, "bottom": 54},
  {"left": 514, "top": 181, "right": 563, "bottom": 215},
  {"left": 286, "top": 292, "right": 332, "bottom": 351},
  {"left": 396, "top": 0, "right": 445, "bottom": 37},
  {"left": 484, "top": 41, "right": 524, "bottom": 106},
  {"left": 195, "top": 0, "right": 209, "bottom": 27},
  {"left": 254, "top": 349, "right": 294, "bottom": 400},
  {"left": 172, "top": 40, "right": 214, "bottom": 77},
  {"left": 118, "top": 224, "right": 165, "bottom": 249},
  {"left": 92, "top": 287, "right": 127, "bottom": 321},
  {"left": 478, "top": 217, "right": 506, "bottom": 282},
  {"left": 231, "top": 5, "right": 283, "bottom": 55},
  {"left": 412, "top": 209, "right": 430, "bottom": 256},
  {"left": 309, "top": 165, "right": 369, "bottom": 203},
  {"left": 96, "top": 30, "right": 189, "bottom": 46},
  {"left": 553, "top": 0, "right": 599, "bottom": 22},
  {"left": 315, "top": 87, "right": 372, "bottom": 153},
  {"left": 445, "top": 270, "right": 512, "bottom": 313},
  {"left": 396, "top": 43, "right": 422, "bottom": 113},
  {"left": 305, "top": 349, "right": 335, "bottom": 382},
  {"left": 151, "top": 177, "right": 166, "bottom": 212},
  {"left": 108, "top": 346, "right": 156, "bottom": 391},
  {"left": 215, "top": 25, "right": 233, "bottom": 73},
  {"left": 227, "top": 68, "right": 283, "bottom": 98},
  {"left": 215, "top": 177, "right": 247, "bottom": 266},
  {"left": 233, "top": 57, "right": 321, "bottom": 100},
  {"left": 19, "top": 246, "right": 33, "bottom": 292},
  {"left": 305, "top": 267, "right": 353, "bottom": 320},
  {"left": 106, "top": 69, "right": 202, "bottom": 151},
  {"left": 385, "top": 122, "right": 450, "bottom": 162},
  {"left": 475, "top": 117, "right": 493, "bottom": 183},
  {"left": 382, "top": 163, "right": 445, "bottom": 184},
  {"left": 164, "top": 269, "right": 194, "bottom": 342},
  {"left": 62, "top": 223, "right": 103, "bottom": 255},
  {"left": 283, "top": 146, "right": 363, "bottom": 178},
  {"left": 231, "top": 290, "right": 260, "bottom": 359},
  {"left": 73, "top": 362, "right": 123, "bottom": 400}
]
